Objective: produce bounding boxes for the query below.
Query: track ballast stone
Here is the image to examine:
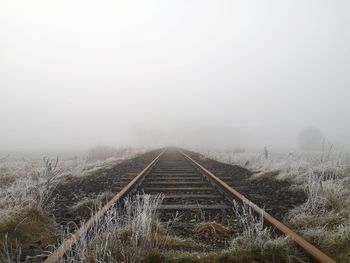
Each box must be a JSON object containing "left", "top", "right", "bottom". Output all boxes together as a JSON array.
[
  {"left": 185, "top": 150, "right": 307, "bottom": 220},
  {"left": 53, "top": 149, "right": 161, "bottom": 225}
]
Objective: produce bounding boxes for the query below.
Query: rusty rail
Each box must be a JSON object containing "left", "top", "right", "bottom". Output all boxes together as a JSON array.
[
  {"left": 43, "top": 150, "right": 165, "bottom": 263},
  {"left": 44, "top": 148, "right": 335, "bottom": 263},
  {"left": 180, "top": 150, "right": 335, "bottom": 263}
]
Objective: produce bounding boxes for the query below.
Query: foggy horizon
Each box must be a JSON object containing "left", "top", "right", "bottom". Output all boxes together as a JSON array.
[{"left": 1, "top": 1, "right": 349, "bottom": 152}]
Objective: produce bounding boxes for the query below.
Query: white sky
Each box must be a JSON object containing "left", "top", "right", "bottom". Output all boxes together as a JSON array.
[{"left": 0, "top": 0, "right": 349, "bottom": 150}]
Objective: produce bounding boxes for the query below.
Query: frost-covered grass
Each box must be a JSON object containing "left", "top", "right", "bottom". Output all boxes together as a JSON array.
[
  {"left": 1, "top": 146, "right": 348, "bottom": 261},
  {"left": 0, "top": 147, "right": 145, "bottom": 213},
  {"left": 60, "top": 194, "right": 304, "bottom": 263},
  {"left": 0, "top": 157, "right": 63, "bottom": 261},
  {"left": 0, "top": 147, "right": 146, "bottom": 261},
  {"left": 68, "top": 192, "right": 115, "bottom": 219},
  {"left": 231, "top": 201, "right": 285, "bottom": 251},
  {"left": 0, "top": 157, "right": 61, "bottom": 214},
  {"left": 201, "top": 148, "right": 348, "bottom": 179},
  {"left": 58, "top": 194, "right": 164, "bottom": 263},
  {"left": 197, "top": 147, "right": 350, "bottom": 261},
  {"left": 230, "top": 200, "right": 295, "bottom": 260}
]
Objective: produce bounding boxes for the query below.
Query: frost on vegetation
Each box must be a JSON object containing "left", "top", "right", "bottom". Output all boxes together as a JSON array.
[
  {"left": 231, "top": 201, "right": 289, "bottom": 254},
  {"left": 202, "top": 147, "right": 350, "bottom": 214},
  {"left": 0, "top": 158, "right": 61, "bottom": 262},
  {"left": 290, "top": 218, "right": 350, "bottom": 261},
  {"left": 300, "top": 148, "right": 349, "bottom": 214},
  {"left": 303, "top": 170, "right": 347, "bottom": 214},
  {"left": 0, "top": 147, "right": 146, "bottom": 216},
  {"left": 302, "top": 219, "right": 350, "bottom": 244},
  {"left": 69, "top": 192, "right": 115, "bottom": 219},
  {"left": 200, "top": 148, "right": 312, "bottom": 181},
  {"left": 0, "top": 157, "right": 62, "bottom": 214},
  {"left": 85, "top": 146, "right": 146, "bottom": 163},
  {"left": 200, "top": 146, "right": 348, "bottom": 182},
  {"left": 60, "top": 194, "right": 164, "bottom": 263}
]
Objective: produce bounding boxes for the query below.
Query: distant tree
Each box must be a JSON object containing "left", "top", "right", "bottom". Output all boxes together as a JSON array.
[{"left": 297, "top": 127, "right": 324, "bottom": 151}]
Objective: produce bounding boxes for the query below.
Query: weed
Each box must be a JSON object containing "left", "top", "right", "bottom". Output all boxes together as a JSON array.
[
  {"left": 57, "top": 194, "right": 164, "bottom": 263},
  {"left": 68, "top": 192, "right": 114, "bottom": 219},
  {"left": 231, "top": 201, "right": 290, "bottom": 258},
  {"left": 156, "top": 235, "right": 206, "bottom": 251},
  {"left": 0, "top": 207, "right": 56, "bottom": 260}
]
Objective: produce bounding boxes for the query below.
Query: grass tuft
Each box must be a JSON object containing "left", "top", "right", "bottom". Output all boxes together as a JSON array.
[
  {"left": 156, "top": 235, "right": 207, "bottom": 251},
  {"left": 59, "top": 194, "right": 164, "bottom": 263},
  {"left": 68, "top": 192, "right": 115, "bottom": 219},
  {"left": 0, "top": 207, "right": 56, "bottom": 260}
]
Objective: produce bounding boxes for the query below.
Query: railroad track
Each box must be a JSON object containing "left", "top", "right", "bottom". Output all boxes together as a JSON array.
[
  {"left": 44, "top": 148, "right": 335, "bottom": 263},
  {"left": 138, "top": 150, "right": 234, "bottom": 228}
]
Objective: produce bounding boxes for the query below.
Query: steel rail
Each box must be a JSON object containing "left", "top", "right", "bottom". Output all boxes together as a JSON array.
[
  {"left": 43, "top": 150, "right": 165, "bottom": 263},
  {"left": 180, "top": 150, "right": 335, "bottom": 263}
]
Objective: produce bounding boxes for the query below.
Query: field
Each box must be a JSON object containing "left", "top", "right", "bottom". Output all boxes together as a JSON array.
[
  {"left": 2, "top": 0, "right": 349, "bottom": 262},
  {"left": 197, "top": 147, "right": 350, "bottom": 262},
  {"left": 0, "top": 147, "right": 349, "bottom": 262}
]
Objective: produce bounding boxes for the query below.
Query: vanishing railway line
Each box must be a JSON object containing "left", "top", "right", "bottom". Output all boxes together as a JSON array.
[
  {"left": 44, "top": 148, "right": 335, "bottom": 263},
  {"left": 138, "top": 150, "right": 234, "bottom": 226}
]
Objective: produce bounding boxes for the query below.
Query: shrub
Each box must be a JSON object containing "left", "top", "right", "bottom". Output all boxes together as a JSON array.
[{"left": 58, "top": 194, "right": 164, "bottom": 263}]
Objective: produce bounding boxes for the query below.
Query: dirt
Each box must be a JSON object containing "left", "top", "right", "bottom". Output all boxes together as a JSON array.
[
  {"left": 53, "top": 148, "right": 306, "bottom": 230},
  {"left": 185, "top": 150, "right": 307, "bottom": 220},
  {"left": 10, "top": 148, "right": 311, "bottom": 262},
  {"left": 53, "top": 149, "right": 161, "bottom": 225},
  {"left": 50, "top": 149, "right": 307, "bottom": 252}
]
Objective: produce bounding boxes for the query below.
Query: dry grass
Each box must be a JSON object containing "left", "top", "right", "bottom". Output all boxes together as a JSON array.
[
  {"left": 192, "top": 222, "right": 232, "bottom": 238},
  {"left": 57, "top": 194, "right": 164, "bottom": 263},
  {"left": 286, "top": 205, "right": 350, "bottom": 262},
  {"left": 86, "top": 146, "right": 147, "bottom": 162},
  {"left": 143, "top": 247, "right": 308, "bottom": 263},
  {"left": 284, "top": 155, "right": 350, "bottom": 261},
  {"left": 68, "top": 192, "right": 115, "bottom": 219},
  {"left": 156, "top": 235, "right": 207, "bottom": 251},
  {"left": 200, "top": 147, "right": 350, "bottom": 261},
  {"left": 144, "top": 251, "right": 256, "bottom": 263},
  {"left": 0, "top": 148, "right": 348, "bottom": 262},
  {"left": 0, "top": 175, "right": 16, "bottom": 188},
  {"left": 0, "top": 149, "right": 146, "bottom": 262},
  {"left": 250, "top": 169, "right": 280, "bottom": 180},
  {"left": 0, "top": 207, "right": 56, "bottom": 261},
  {"left": 231, "top": 201, "right": 291, "bottom": 255}
]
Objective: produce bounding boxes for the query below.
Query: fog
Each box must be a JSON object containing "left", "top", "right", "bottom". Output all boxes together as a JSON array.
[{"left": 1, "top": 0, "right": 349, "bottom": 152}]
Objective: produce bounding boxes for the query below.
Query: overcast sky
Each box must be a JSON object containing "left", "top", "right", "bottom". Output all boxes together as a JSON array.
[{"left": 0, "top": 0, "right": 349, "bottom": 151}]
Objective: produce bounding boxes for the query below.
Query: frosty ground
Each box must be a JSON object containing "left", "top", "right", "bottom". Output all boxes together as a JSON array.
[{"left": 0, "top": 146, "right": 349, "bottom": 262}]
